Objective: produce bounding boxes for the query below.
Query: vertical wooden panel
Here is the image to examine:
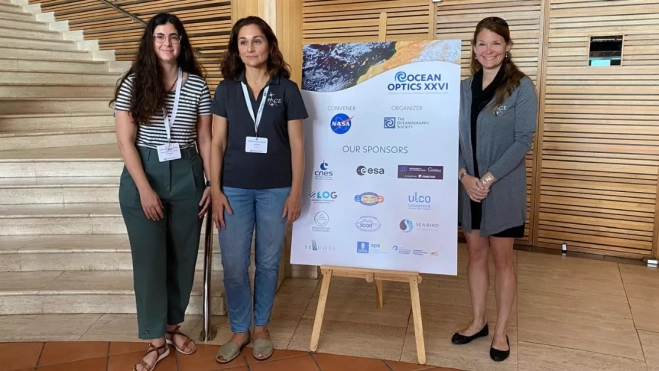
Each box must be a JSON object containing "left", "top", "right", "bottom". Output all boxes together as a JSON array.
[
  {"left": 536, "top": 0, "right": 659, "bottom": 259},
  {"left": 437, "top": 0, "right": 542, "bottom": 245},
  {"left": 275, "top": 0, "right": 304, "bottom": 85}
]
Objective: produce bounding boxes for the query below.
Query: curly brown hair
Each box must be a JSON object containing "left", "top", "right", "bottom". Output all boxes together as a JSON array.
[
  {"left": 220, "top": 16, "right": 290, "bottom": 80},
  {"left": 110, "top": 13, "right": 204, "bottom": 125},
  {"left": 470, "top": 17, "right": 527, "bottom": 111}
]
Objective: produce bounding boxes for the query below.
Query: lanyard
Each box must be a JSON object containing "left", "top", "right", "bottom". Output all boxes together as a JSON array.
[
  {"left": 241, "top": 82, "right": 270, "bottom": 136},
  {"left": 163, "top": 67, "right": 183, "bottom": 143}
]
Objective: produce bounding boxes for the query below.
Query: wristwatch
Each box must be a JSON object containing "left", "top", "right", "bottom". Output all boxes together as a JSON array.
[{"left": 459, "top": 171, "right": 468, "bottom": 181}]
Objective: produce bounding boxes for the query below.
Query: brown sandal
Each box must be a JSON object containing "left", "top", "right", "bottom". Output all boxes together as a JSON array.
[
  {"left": 166, "top": 325, "right": 196, "bottom": 355},
  {"left": 133, "top": 343, "right": 169, "bottom": 371}
]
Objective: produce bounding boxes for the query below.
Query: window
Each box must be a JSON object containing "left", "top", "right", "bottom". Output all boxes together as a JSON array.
[{"left": 588, "top": 35, "right": 623, "bottom": 66}]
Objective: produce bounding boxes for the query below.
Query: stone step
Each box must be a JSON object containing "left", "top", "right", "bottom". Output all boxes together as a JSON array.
[
  {"left": 0, "top": 270, "right": 226, "bottom": 315},
  {"left": 0, "top": 35, "right": 80, "bottom": 51},
  {"left": 0, "top": 57, "right": 111, "bottom": 73},
  {"left": 0, "top": 202, "right": 126, "bottom": 235},
  {"left": 0, "top": 113, "right": 114, "bottom": 132},
  {"left": 0, "top": 83, "right": 116, "bottom": 98},
  {"left": 0, "top": 24, "right": 63, "bottom": 40},
  {"left": 0, "top": 46, "right": 92, "bottom": 61},
  {"left": 0, "top": 98, "right": 112, "bottom": 114},
  {"left": 0, "top": 128, "right": 116, "bottom": 151},
  {"left": 0, "top": 144, "right": 122, "bottom": 178},
  {"left": 0, "top": 16, "right": 49, "bottom": 31},
  {"left": 0, "top": 70, "right": 121, "bottom": 84},
  {"left": 0, "top": 4, "right": 34, "bottom": 22},
  {"left": 0, "top": 234, "right": 225, "bottom": 272},
  {"left": 0, "top": 176, "right": 119, "bottom": 204}
]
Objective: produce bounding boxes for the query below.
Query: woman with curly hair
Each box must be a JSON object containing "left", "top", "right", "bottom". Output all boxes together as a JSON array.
[
  {"left": 209, "top": 16, "right": 308, "bottom": 364},
  {"left": 112, "top": 12, "right": 212, "bottom": 371}
]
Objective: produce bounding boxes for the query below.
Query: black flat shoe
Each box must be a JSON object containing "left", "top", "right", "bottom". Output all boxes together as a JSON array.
[
  {"left": 490, "top": 335, "right": 510, "bottom": 362},
  {"left": 451, "top": 324, "right": 488, "bottom": 345}
]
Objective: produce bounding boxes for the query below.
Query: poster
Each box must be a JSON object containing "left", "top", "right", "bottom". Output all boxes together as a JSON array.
[{"left": 290, "top": 40, "right": 461, "bottom": 275}]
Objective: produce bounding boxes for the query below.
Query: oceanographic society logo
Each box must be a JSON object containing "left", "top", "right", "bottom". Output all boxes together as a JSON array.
[
  {"left": 388, "top": 71, "right": 449, "bottom": 92},
  {"left": 330, "top": 113, "right": 353, "bottom": 134}
]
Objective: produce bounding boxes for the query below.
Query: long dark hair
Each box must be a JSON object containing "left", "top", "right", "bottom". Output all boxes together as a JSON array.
[
  {"left": 220, "top": 16, "right": 290, "bottom": 80},
  {"left": 110, "top": 13, "right": 203, "bottom": 125},
  {"left": 470, "top": 17, "right": 526, "bottom": 111}
]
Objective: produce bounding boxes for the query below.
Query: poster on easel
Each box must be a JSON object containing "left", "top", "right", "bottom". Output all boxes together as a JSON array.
[{"left": 291, "top": 40, "right": 461, "bottom": 275}]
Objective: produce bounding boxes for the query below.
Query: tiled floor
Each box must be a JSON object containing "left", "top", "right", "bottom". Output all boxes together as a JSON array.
[
  {"left": 0, "top": 341, "right": 456, "bottom": 371},
  {"left": 1, "top": 247, "right": 658, "bottom": 370}
]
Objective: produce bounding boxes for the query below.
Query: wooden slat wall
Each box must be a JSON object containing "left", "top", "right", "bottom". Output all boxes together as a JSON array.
[
  {"left": 437, "top": 0, "right": 543, "bottom": 244},
  {"left": 36, "top": 0, "right": 231, "bottom": 88},
  {"left": 536, "top": 0, "right": 659, "bottom": 259},
  {"left": 302, "top": 0, "right": 433, "bottom": 44}
]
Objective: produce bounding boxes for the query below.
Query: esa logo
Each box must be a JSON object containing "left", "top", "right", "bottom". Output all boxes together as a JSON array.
[
  {"left": 355, "top": 216, "right": 381, "bottom": 232},
  {"left": 354, "top": 192, "right": 384, "bottom": 206},
  {"left": 314, "top": 160, "right": 333, "bottom": 180},
  {"left": 356, "top": 166, "right": 384, "bottom": 176},
  {"left": 309, "top": 191, "right": 338, "bottom": 204},
  {"left": 330, "top": 113, "right": 353, "bottom": 134}
]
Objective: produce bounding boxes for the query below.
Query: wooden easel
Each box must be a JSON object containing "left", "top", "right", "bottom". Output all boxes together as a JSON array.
[{"left": 309, "top": 265, "right": 426, "bottom": 365}]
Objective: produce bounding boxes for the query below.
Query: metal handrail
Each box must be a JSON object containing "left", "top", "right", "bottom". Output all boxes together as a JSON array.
[{"left": 198, "top": 205, "right": 217, "bottom": 341}]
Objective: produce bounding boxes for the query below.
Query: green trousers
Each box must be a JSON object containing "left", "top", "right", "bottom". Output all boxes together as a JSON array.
[{"left": 119, "top": 146, "right": 205, "bottom": 340}]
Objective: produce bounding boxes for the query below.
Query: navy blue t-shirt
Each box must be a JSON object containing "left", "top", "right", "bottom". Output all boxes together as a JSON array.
[{"left": 210, "top": 71, "right": 308, "bottom": 189}]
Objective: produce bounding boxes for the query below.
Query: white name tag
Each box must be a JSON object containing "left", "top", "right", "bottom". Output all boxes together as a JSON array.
[
  {"left": 245, "top": 137, "right": 268, "bottom": 154},
  {"left": 157, "top": 143, "right": 181, "bottom": 162}
]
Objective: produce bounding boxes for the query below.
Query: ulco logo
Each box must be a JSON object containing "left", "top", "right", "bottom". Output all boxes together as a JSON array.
[
  {"left": 355, "top": 216, "right": 381, "bottom": 232},
  {"left": 314, "top": 160, "right": 333, "bottom": 180},
  {"left": 356, "top": 166, "right": 384, "bottom": 176},
  {"left": 354, "top": 192, "right": 384, "bottom": 206},
  {"left": 330, "top": 113, "right": 353, "bottom": 134},
  {"left": 399, "top": 219, "right": 414, "bottom": 233},
  {"left": 388, "top": 71, "right": 448, "bottom": 92},
  {"left": 408, "top": 192, "right": 432, "bottom": 211},
  {"left": 309, "top": 191, "right": 338, "bottom": 204}
]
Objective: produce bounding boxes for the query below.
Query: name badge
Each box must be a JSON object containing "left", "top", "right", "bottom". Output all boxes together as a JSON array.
[
  {"left": 157, "top": 143, "right": 181, "bottom": 162},
  {"left": 245, "top": 137, "right": 268, "bottom": 154}
]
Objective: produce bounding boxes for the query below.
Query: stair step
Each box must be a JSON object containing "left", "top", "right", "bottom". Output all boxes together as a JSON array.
[
  {"left": 0, "top": 270, "right": 226, "bottom": 315},
  {"left": 0, "top": 83, "right": 116, "bottom": 98},
  {"left": 0, "top": 2, "right": 23, "bottom": 12},
  {"left": 0, "top": 6, "right": 34, "bottom": 22},
  {"left": 0, "top": 128, "right": 116, "bottom": 151},
  {"left": 0, "top": 36, "right": 79, "bottom": 51},
  {"left": 0, "top": 98, "right": 112, "bottom": 114},
  {"left": 0, "top": 70, "right": 121, "bottom": 84},
  {"left": 0, "top": 176, "right": 118, "bottom": 204},
  {"left": 0, "top": 202, "right": 126, "bottom": 235},
  {"left": 0, "top": 25, "right": 62, "bottom": 40},
  {"left": 0, "top": 17, "right": 49, "bottom": 31},
  {"left": 0, "top": 57, "right": 110, "bottom": 73},
  {"left": 0, "top": 46, "right": 92, "bottom": 61},
  {"left": 0, "top": 234, "right": 224, "bottom": 272},
  {"left": 0, "top": 144, "right": 122, "bottom": 178},
  {"left": 0, "top": 113, "right": 114, "bottom": 131}
]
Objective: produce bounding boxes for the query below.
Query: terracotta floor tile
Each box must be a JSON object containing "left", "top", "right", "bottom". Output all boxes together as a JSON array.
[
  {"left": 107, "top": 350, "right": 176, "bottom": 371},
  {"left": 36, "top": 356, "right": 106, "bottom": 371},
  {"left": 108, "top": 341, "right": 147, "bottom": 356},
  {"left": 0, "top": 342, "right": 43, "bottom": 371},
  {"left": 177, "top": 343, "right": 247, "bottom": 370},
  {"left": 249, "top": 354, "right": 320, "bottom": 371},
  {"left": 313, "top": 353, "right": 390, "bottom": 371},
  {"left": 244, "top": 347, "right": 309, "bottom": 364},
  {"left": 38, "top": 341, "right": 108, "bottom": 366},
  {"left": 385, "top": 360, "right": 444, "bottom": 371}
]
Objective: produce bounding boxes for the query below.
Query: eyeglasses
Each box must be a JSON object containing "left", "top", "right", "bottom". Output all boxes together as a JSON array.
[
  {"left": 153, "top": 33, "right": 182, "bottom": 44},
  {"left": 489, "top": 17, "right": 509, "bottom": 28}
]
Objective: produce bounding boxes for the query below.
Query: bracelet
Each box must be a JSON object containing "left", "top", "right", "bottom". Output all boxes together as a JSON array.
[
  {"left": 205, "top": 180, "right": 211, "bottom": 187},
  {"left": 481, "top": 174, "right": 496, "bottom": 186},
  {"left": 459, "top": 171, "right": 468, "bottom": 181}
]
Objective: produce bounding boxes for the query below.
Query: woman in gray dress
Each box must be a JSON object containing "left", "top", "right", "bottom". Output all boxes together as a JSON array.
[{"left": 451, "top": 17, "right": 538, "bottom": 362}]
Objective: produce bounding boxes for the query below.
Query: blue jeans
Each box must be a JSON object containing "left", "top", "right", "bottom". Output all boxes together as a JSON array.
[{"left": 218, "top": 186, "right": 290, "bottom": 333}]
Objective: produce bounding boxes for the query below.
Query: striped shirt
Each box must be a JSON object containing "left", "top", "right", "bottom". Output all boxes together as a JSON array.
[{"left": 114, "top": 73, "right": 212, "bottom": 149}]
